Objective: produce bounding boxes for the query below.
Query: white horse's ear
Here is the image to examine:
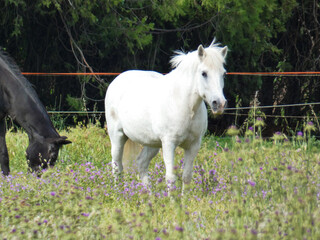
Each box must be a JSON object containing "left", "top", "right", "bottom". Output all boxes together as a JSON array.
[
  {"left": 209, "top": 38, "right": 217, "bottom": 48},
  {"left": 221, "top": 46, "right": 228, "bottom": 58},
  {"left": 198, "top": 45, "right": 206, "bottom": 60}
]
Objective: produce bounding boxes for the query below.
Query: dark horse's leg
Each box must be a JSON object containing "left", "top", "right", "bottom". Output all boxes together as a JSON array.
[{"left": 0, "top": 119, "right": 10, "bottom": 175}]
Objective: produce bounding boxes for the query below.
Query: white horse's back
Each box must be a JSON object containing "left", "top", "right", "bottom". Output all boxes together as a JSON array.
[{"left": 106, "top": 70, "right": 164, "bottom": 108}]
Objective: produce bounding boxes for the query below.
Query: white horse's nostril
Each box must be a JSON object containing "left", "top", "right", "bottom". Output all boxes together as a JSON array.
[
  {"left": 212, "top": 100, "right": 221, "bottom": 111},
  {"left": 211, "top": 98, "right": 226, "bottom": 114}
]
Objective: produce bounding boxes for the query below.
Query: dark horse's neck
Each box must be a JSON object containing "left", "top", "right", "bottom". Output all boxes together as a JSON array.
[{"left": 0, "top": 55, "right": 59, "bottom": 141}]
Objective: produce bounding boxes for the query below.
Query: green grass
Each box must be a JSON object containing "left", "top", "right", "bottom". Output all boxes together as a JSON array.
[{"left": 0, "top": 124, "right": 320, "bottom": 239}]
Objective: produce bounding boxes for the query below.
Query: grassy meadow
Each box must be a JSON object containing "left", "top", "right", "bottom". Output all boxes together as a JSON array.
[{"left": 0, "top": 123, "right": 320, "bottom": 239}]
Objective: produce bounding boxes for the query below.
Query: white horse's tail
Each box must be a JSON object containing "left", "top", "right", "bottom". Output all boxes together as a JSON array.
[{"left": 122, "top": 139, "right": 141, "bottom": 172}]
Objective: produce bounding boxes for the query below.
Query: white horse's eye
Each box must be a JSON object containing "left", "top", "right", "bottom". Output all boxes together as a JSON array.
[{"left": 202, "top": 71, "right": 207, "bottom": 78}]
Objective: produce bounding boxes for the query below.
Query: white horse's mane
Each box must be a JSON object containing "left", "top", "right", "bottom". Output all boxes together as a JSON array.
[{"left": 169, "top": 41, "right": 225, "bottom": 70}]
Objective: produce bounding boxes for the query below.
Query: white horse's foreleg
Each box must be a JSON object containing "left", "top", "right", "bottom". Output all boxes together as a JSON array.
[
  {"left": 162, "top": 141, "right": 177, "bottom": 189},
  {"left": 110, "top": 132, "right": 127, "bottom": 176},
  {"left": 137, "top": 147, "right": 160, "bottom": 186},
  {"left": 182, "top": 140, "right": 201, "bottom": 192}
]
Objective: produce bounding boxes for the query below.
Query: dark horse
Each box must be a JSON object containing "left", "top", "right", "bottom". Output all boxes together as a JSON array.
[{"left": 0, "top": 51, "right": 71, "bottom": 175}]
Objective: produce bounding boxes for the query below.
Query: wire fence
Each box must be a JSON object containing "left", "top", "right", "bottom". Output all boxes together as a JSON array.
[
  {"left": 46, "top": 102, "right": 320, "bottom": 119},
  {"left": 24, "top": 71, "right": 320, "bottom": 119},
  {"left": 224, "top": 102, "right": 320, "bottom": 111}
]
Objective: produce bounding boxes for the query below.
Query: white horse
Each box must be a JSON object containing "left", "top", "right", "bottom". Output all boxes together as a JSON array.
[{"left": 105, "top": 39, "right": 228, "bottom": 189}]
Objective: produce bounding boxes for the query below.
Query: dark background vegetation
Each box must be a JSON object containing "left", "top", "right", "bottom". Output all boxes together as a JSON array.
[{"left": 0, "top": 0, "right": 319, "bottom": 135}]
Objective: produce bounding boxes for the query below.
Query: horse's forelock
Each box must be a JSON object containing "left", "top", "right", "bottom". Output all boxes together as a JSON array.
[
  {"left": 170, "top": 44, "right": 226, "bottom": 71},
  {"left": 205, "top": 47, "right": 227, "bottom": 66}
]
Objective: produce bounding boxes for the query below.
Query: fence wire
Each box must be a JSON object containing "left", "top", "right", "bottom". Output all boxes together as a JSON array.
[
  {"left": 47, "top": 102, "right": 320, "bottom": 119},
  {"left": 28, "top": 71, "right": 320, "bottom": 120}
]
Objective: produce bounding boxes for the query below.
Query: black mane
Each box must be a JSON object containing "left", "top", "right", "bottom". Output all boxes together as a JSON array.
[{"left": 0, "top": 50, "right": 49, "bottom": 119}]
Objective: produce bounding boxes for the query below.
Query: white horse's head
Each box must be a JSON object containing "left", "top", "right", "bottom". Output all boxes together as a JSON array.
[
  {"left": 170, "top": 39, "right": 228, "bottom": 115},
  {"left": 196, "top": 40, "right": 228, "bottom": 114}
]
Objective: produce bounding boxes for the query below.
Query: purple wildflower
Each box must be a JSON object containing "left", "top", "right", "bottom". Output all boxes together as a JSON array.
[
  {"left": 226, "top": 125, "right": 239, "bottom": 136},
  {"left": 50, "top": 192, "right": 56, "bottom": 196},
  {"left": 305, "top": 121, "right": 316, "bottom": 132},
  {"left": 175, "top": 226, "right": 184, "bottom": 232},
  {"left": 248, "top": 180, "right": 256, "bottom": 187},
  {"left": 297, "top": 131, "right": 303, "bottom": 136},
  {"left": 162, "top": 229, "right": 168, "bottom": 235},
  {"left": 262, "top": 190, "right": 267, "bottom": 199}
]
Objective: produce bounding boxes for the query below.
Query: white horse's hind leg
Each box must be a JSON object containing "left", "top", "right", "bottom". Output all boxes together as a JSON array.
[
  {"left": 182, "top": 140, "right": 201, "bottom": 192},
  {"left": 110, "top": 132, "right": 128, "bottom": 176},
  {"left": 137, "top": 147, "right": 160, "bottom": 186}
]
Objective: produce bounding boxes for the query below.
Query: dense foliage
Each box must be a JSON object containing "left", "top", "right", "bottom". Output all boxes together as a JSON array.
[
  {"left": 0, "top": 124, "right": 319, "bottom": 239},
  {"left": 0, "top": 0, "right": 319, "bottom": 132}
]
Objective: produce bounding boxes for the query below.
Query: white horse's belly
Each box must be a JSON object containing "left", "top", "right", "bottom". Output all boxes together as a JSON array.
[
  {"left": 120, "top": 111, "right": 162, "bottom": 147},
  {"left": 124, "top": 129, "right": 162, "bottom": 147}
]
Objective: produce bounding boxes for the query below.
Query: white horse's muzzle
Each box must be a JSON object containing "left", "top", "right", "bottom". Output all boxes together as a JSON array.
[{"left": 210, "top": 98, "right": 227, "bottom": 115}]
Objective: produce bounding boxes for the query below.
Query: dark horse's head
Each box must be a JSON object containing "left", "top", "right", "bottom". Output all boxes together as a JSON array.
[{"left": 26, "top": 136, "right": 71, "bottom": 172}]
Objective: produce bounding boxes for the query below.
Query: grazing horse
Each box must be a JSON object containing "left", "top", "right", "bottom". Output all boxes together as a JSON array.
[
  {"left": 0, "top": 51, "right": 71, "bottom": 175},
  {"left": 105, "top": 39, "right": 227, "bottom": 189}
]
